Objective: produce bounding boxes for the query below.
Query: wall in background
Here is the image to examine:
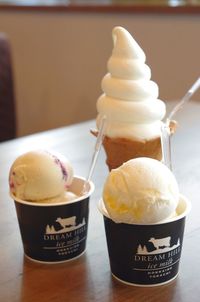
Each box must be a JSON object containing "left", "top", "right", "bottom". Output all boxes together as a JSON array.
[{"left": 0, "top": 10, "right": 199, "bottom": 136}]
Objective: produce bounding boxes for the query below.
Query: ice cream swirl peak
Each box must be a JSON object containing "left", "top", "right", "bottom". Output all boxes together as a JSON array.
[{"left": 97, "top": 26, "right": 166, "bottom": 140}]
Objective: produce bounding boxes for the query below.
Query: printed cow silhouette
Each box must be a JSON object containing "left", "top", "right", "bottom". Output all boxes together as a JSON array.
[
  {"left": 149, "top": 237, "right": 171, "bottom": 249},
  {"left": 56, "top": 216, "right": 76, "bottom": 228}
]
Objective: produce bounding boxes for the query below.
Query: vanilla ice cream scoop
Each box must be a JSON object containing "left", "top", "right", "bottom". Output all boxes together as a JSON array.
[
  {"left": 9, "top": 150, "right": 74, "bottom": 202},
  {"left": 103, "top": 158, "right": 179, "bottom": 224}
]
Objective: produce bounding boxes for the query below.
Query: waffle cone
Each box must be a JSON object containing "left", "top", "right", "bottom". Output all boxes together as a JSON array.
[{"left": 91, "top": 129, "right": 162, "bottom": 171}]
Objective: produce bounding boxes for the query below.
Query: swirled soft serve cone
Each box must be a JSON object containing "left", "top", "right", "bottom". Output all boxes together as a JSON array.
[{"left": 93, "top": 26, "right": 166, "bottom": 170}]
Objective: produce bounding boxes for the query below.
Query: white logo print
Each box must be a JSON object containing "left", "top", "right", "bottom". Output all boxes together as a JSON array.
[
  {"left": 133, "top": 236, "right": 182, "bottom": 280},
  {"left": 45, "top": 216, "right": 86, "bottom": 234},
  {"left": 137, "top": 236, "right": 180, "bottom": 255},
  {"left": 56, "top": 216, "right": 76, "bottom": 228}
]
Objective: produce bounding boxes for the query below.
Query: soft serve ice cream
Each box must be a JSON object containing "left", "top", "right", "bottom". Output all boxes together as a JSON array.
[
  {"left": 97, "top": 26, "right": 165, "bottom": 140},
  {"left": 9, "top": 150, "right": 77, "bottom": 203},
  {"left": 103, "top": 157, "right": 179, "bottom": 224},
  {"left": 94, "top": 26, "right": 166, "bottom": 170}
]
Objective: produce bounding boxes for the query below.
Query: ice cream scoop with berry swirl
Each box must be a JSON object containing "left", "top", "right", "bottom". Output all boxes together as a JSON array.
[{"left": 9, "top": 150, "right": 77, "bottom": 203}]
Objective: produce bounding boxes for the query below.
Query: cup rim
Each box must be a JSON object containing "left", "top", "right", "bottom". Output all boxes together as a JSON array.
[
  {"left": 10, "top": 176, "right": 94, "bottom": 207},
  {"left": 98, "top": 194, "right": 191, "bottom": 226}
]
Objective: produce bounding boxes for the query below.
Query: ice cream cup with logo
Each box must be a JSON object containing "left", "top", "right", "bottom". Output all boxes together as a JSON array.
[
  {"left": 99, "top": 158, "right": 191, "bottom": 286},
  {"left": 9, "top": 150, "right": 94, "bottom": 263}
]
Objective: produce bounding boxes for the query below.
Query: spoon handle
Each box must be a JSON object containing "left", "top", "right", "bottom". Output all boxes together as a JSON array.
[
  {"left": 86, "top": 116, "right": 107, "bottom": 183},
  {"left": 167, "top": 77, "right": 200, "bottom": 122},
  {"left": 82, "top": 116, "right": 107, "bottom": 194}
]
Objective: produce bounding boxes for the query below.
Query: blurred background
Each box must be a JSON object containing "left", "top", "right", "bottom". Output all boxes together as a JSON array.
[{"left": 0, "top": 0, "right": 199, "bottom": 138}]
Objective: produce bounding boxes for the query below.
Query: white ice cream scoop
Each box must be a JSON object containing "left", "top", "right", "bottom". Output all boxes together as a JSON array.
[{"left": 103, "top": 157, "right": 179, "bottom": 224}]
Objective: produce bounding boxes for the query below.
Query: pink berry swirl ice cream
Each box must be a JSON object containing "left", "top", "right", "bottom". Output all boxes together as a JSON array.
[{"left": 9, "top": 150, "right": 74, "bottom": 203}]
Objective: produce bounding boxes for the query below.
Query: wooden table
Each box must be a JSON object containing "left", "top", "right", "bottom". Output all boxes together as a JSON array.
[{"left": 0, "top": 100, "right": 200, "bottom": 302}]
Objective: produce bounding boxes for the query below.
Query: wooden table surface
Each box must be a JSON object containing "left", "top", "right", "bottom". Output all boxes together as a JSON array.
[{"left": 0, "top": 100, "right": 200, "bottom": 302}]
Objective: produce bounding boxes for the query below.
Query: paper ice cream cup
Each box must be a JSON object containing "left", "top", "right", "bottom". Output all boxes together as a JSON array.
[
  {"left": 99, "top": 195, "right": 191, "bottom": 286},
  {"left": 11, "top": 176, "right": 94, "bottom": 263}
]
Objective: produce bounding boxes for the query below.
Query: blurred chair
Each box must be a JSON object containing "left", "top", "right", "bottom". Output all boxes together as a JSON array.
[{"left": 0, "top": 33, "right": 16, "bottom": 142}]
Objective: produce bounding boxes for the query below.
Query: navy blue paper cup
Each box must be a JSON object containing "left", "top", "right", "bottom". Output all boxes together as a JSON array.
[
  {"left": 12, "top": 176, "right": 94, "bottom": 263},
  {"left": 99, "top": 195, "right": 190, "bottom": 286}
]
